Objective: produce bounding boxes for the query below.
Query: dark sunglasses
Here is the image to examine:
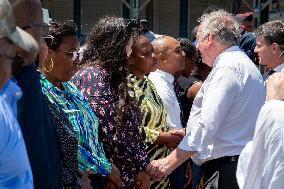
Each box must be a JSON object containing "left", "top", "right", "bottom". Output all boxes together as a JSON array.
[{"left": 43, "top": 35, "right": 54, "bottom": 47}]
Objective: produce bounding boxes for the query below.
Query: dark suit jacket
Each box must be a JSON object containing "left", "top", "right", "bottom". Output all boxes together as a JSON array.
[
  {"left": 262, "top": 69, "right": 276, "bottom": 81},
  {"left": 14, "top": 64, "right": 61, "bottom": 189}
]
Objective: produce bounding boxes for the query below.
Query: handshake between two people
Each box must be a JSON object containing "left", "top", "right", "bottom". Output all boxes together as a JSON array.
[{"left": 135, "top": 128, "right": 190, "bottom": 188}]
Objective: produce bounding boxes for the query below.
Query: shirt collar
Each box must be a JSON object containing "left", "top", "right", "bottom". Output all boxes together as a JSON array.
[
  {"left": 272, "top": 63, "right": 284, "bottom": 72},
  {"left": 212, "top": 46, "right": 240, "bottom": 68},
  {"left": 153, "top": 69, "right": 175, "bottom": 84},
  {"left": 0, "top": 79, "right": 22, "bottom": 101}
]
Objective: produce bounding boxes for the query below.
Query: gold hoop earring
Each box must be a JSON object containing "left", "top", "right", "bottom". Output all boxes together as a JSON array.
[{"left": 44, "top": 58, "right": 54, "bottom": 72}]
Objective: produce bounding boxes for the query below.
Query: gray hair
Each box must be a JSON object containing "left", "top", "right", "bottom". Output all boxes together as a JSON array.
[
  {"left": 199, "top": 9, "right": 241, "bottom": 46},
  {"left": 255, "top": 20, "right": 284, "bottom": 46}
]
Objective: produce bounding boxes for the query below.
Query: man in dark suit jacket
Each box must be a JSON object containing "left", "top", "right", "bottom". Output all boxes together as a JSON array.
[
  {"left": 10, "top": 0, "right": 62, "bottom": 188},
  {"left": 254, "top": 20, "right": 284, "bottom": 80}
]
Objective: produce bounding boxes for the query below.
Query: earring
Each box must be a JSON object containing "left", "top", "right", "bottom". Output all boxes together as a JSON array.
[{"left": 44, "top": 58, "right": 54, "bottom": 72}]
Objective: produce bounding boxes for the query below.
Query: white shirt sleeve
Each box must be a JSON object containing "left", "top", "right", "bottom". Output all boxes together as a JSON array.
[
  {"left": 179, "top": 66, "right": 241, "bottom": 152},
  {"left": 237, "top": 100, "right": 284, "bottom": 189},
  {"left": 160, "top": 86, "right": 182, "bottom": 129},
  {"left": 149, "top": 72, "right": 182, "bottom": 129}
]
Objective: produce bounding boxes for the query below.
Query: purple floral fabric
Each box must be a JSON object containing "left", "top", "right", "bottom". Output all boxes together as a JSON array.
[{"left": 72, "top": 65, "right": 150, "bottom": 189}]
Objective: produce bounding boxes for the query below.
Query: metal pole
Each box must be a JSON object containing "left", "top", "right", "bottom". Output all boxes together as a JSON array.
[
  {"left": 73, "top": 0, "right": 81, "bottom": 38},
  {"left": 257, "top": 0, "right": 261, "bottom": 27},
  {"left": 130, "top": 0, "right": 139, "bottom": 18}
]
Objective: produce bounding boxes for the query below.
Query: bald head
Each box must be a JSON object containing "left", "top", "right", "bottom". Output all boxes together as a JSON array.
[
  {"left": 151, "top": 36, "right": 185, "bottom": 75},
  {"left": 152, "top": 36, "right": 177, "bottom": 55}
]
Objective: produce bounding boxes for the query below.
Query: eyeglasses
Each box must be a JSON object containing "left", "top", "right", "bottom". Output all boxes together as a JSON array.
[
  {"left": 55, "top": 49, "right": 82, "bottom": 63},
  {"left": 280, "top": 50, "right": 284, "bottom": 57},
  {"left": 22, "top": 23, "right": 49, "bottom": 37},
  {"left": 279, "top": 45, "right": 284, "bottom": 57},
  {"left": 43, "top": 35, "right": 54, "bottom": 47}
]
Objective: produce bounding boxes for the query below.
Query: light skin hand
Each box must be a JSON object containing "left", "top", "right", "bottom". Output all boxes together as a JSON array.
[
  {"left": 145, "top": 148, "right": 196, "bottom": 181},
  {"left": 266, "top": 68, "right": 284, "bottom": 101}
]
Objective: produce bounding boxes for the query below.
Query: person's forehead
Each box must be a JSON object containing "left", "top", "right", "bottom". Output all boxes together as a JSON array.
[
  {"left": 256, "top": 36, "right": 266, "bottom": 44},
  {"left": 196, "top": 29, "right": 204, "bottom": 38}
]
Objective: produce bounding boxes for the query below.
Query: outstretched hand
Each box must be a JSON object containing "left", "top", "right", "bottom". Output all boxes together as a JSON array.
[{"left": 145, "top": 159, "right": 172, "bottom": 181}]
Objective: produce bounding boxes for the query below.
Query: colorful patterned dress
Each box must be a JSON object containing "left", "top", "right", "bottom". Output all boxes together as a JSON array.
[
  {"left": 39, "top": 73, "right": 112, "bottom": 178},
  {"left": 72, "top": 65, "right": 150, "bottom": 189},
  {"left": 128, "top": 74, "right": 170, "bottom": 189}
]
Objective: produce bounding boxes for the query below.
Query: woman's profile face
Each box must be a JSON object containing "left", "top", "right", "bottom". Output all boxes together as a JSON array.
[
  {"left": 48, "top": 35, "right": 80, "bottom": 82},
  {"left": 128, "top": 36, "right": 156, "bottom": 76}
]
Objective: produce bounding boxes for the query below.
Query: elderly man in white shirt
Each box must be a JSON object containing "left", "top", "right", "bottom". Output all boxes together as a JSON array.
[
  {"left": 145, "top": 10, "right": 265, "bottom": 189},
  {"left": 254, "top": 20, "right": 284, "bottom": 80},
  {"left": 237, "top": 69, "right": 284, "bottom": 189}
]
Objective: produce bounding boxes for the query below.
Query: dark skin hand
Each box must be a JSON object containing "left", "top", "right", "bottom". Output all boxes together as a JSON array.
[
  {"left": 78, "top": 169, "right": 92, "bottom": 189},
  {"left": 106, "top": 164, "right": 121, "bottom": 189},
  {"left": 154, "top": 128, "right": 185, "bottom": 149},
  {"left": 184, "top": 161, "right": 192, "bottom": 188}
]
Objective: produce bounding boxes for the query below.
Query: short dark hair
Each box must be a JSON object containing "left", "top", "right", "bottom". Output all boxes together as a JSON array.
[
  {"left": 177, "top": 38, "right": 196, "bottom": 58},
  {"left": 255, "top": 20, "right": 284, "bottom": 46},
  {"left": 235, "top": 12, "right": 253, "bottom": 24},
  {"left": 48, "top": 21, "right": 77, "bottom": 50}
]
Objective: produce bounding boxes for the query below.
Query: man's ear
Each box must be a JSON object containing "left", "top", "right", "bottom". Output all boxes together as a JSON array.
[
  {"left": 207, "top": 34, "right": 214, "bottom": 47},
  {"left": 158, "top": 52, "right": 167, "bottom": 64},
  {"left": 271, "top": 43, "right": 281, "bottom": 56}
]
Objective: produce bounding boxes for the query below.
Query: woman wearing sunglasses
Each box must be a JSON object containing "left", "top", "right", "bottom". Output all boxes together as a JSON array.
[{"left": 38, "top": 21, "right": 114, "bottom": 189}]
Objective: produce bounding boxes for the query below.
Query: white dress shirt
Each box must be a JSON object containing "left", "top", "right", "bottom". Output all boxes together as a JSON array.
[
  {"left": 237, "top": 100, "right": 284, "bottom": 189},
  {"left": 149, "top": 69, "right": 183, "bottom": 129},
  {"left": 178, "top": 46, "right": 266, "bottom": 164},
  {"left": 273, "top": 62, "right": 284, "bottom": 72}
]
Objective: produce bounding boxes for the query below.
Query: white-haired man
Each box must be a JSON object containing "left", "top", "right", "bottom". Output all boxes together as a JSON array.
[{"left": 146, "top": 10, "right": 265, "bottom": 189}]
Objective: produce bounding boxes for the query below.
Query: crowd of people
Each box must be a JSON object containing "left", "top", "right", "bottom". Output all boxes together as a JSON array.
[{"left": 1, "top": 0, "right": 284, "bottom": 189}]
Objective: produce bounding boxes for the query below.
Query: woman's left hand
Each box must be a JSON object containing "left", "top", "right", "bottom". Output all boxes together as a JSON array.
[{"left": 78, "top": 169, "right": 93, "bottom": 189}]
